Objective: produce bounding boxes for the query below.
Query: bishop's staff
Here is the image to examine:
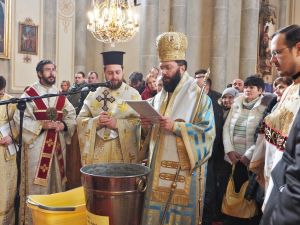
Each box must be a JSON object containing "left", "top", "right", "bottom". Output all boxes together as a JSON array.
[{"left": 192, "top": 68, "right": 211, "bottom": 225}]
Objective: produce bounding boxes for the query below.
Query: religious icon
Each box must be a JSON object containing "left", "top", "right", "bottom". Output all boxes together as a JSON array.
[
  {"left": 18, "top": 19, "right": 38, "bottom": 55},
  {"left": 0, "top": 0, "right": 11, "bottom": 59}
]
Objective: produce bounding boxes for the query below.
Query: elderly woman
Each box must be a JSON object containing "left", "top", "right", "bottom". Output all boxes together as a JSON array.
[
  {"left": 141, "top": 73, "right": 157, "bottom": 100},
  {"left": 219, "top": 87, "right": 240, "bottom": 120},
  {"left": 223, "top": 75, "right": 270, "bottom": 225}
]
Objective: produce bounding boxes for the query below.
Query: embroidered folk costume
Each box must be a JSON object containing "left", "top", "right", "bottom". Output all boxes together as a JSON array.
[
  {"left": 77, "top": 51, "right": 142, "bottom": 165},
  {"left": 250, "top": 75, "right": 300, "bottom": 208},
  {"left": 0, "top": 93, "right": 18, "bottom": 225},
  {"left": 142, "top": 32, "right": 216, "bottom": 225},
  {"left": 14, "top": 82, "right": 76, "bottom": 224},
  {"left": 262, "top": 76, "right": 300, "bottom": 207}
]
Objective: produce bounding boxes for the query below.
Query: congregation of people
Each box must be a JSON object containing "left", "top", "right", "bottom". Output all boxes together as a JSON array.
[{"left": 0, "top": 24, "right": 300, "bottom": 225}]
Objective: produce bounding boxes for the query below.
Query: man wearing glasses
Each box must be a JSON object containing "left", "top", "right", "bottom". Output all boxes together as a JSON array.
[{"left": 260, "top": 24, "right": 300, "bottom": 225}]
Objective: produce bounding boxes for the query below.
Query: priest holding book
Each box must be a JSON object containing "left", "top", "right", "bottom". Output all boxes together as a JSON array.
[
  {"left": 77, "top": 51, "right": 143, "bottom": 165},
  {"left": 141, "top": 32, "right": 216, "bottom": 225}
]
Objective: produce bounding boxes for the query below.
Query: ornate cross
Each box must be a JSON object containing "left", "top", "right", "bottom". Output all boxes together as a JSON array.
[
  {"left": 45, "top": 138, "right": 54, "bottom": 147},
  {"left": 96, "top": 90, "right": 115, "bottom": 111},
  {"left": 40, "top": 164, "right": 49, "bottom": 173}
]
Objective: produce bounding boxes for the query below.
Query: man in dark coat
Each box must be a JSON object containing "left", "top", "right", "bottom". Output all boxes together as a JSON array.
[
  {"left": 264, "top": 108, "right": 300, "bottom": 225},
  {"left": 195, "top": 69, "right": 231, "bottom": 225},
  {"left": 260, "top": 24, "right": 300, "bottom": 225}
]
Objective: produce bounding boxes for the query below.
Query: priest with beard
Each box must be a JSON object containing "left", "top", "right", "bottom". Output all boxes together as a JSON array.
[
  {"left": 141, "top": 32, "right": 216, "bottom": 225},
  {"left": 77, "top": 51, "right": 143, "bottom": 165},
  {"left": 14, "top": 60, "right": 76, "bottom": 224}
]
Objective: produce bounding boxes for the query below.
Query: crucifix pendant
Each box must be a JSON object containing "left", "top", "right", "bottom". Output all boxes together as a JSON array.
[{"left": 96, "top": 89, "right": 115, "bottom": 111}]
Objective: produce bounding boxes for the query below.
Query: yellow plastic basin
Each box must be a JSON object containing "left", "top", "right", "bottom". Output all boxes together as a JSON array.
[{"left": 27, "top": 187, "right": 87, "bottom": 225}]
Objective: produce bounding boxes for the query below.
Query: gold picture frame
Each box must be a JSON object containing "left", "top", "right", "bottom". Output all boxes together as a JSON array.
[
  {"left": 18, "top": 18, "right": 38, "bottom": 55},
  {"left": 0, "top": 0, "right": 11, "bottom": 59}
]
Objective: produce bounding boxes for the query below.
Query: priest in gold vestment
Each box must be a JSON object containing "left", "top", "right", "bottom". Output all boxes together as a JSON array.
[
  {"left": 141, "top": 32, "right": 215, "bottom": 225},
  {"left": 0, "top": 76, "right": 18, "bottom": 225},
  {"left": 14, "top": 60, "right": 76, "bottom": 225},
  {"left": 77, "top": 51, "right": 142, "bottom": 165}
]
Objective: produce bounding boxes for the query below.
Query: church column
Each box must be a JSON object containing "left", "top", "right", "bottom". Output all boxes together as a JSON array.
[
  {"left": 74, "top": 0, "right": 88, "bottom": 73},
  {"left": 210, "top": 0, "right": 229, "bottom": 92},
  {"left": 186, "top": 0, "right": 201, "bottom": 75},
  {"left": 170, "top": 0, "right": 187, "bottom": 33},
  {"left": 239, "top": 0, "right": 260, "bottom": 80},
  {"left": 278, "top": 0, "right": 288, "bottom": 28},
  {"left": 225, "top": 0, "right": 242, "bottom": 85},
  {"left": 43, "top": 0, "right": 57, "bottom": 60},
  {"left": 139, "top": 0, "right": 159, "bottom": 76},
  {"left": 56, "top": 0, "right": 76, "bottom": 86}
]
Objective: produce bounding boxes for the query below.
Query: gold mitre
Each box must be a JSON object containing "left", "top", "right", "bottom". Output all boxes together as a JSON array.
[{"left": 156, "top": 32, "right": 188, "bottom": 62}]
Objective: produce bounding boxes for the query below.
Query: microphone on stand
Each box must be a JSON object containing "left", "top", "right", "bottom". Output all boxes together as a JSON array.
[{"left": 81, "top": 81, "right": 112, "bottom": 92}]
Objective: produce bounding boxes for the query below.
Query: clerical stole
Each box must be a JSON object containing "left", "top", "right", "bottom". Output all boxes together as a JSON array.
[
  {"left": 142, "top": 73, "right": 216, "bottom": 225},
  {"left": 26, "top": 87, "right": 66, "bottom": 186}
]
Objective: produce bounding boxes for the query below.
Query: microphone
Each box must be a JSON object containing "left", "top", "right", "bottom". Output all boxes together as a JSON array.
[
  {"left": 84, "top": 81, "right": 112, "bottom": 89},
  {"left": 80, "top": 81, "right": 112, "bottom": 92}
]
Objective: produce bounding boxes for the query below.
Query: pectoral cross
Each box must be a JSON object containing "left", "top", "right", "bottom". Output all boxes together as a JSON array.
[{"left": 96, "top": 90, "right": 115, "bottom": 111}]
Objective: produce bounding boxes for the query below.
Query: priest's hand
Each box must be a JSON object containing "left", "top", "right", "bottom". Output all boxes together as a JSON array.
[
  {"left": 98, "top": 112, "right": 117, "bottom": 129},
  {"left": 42, "top": 121, "right": 56, "bottom": 130},
  {"left": 159, "top": 116, "right": 174, "bottom": 132},
  {"left": 0, "top": 135, "right": 13, "bottom": 146},
  {"left": 41, "top": 121, "right": 65, "bottom": 132},
  {"left": 227, "top": 151, "right": 241, "bottom": 164},
  {"left": 140, "top": 116, "right": 153, "bottom": 128},
  {"left": 54, "top": 121, "right": 65, "bottom": 132}
]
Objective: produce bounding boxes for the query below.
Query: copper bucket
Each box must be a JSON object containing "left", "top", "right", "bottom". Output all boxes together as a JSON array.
[{"left": 80, "top": 163, "right": 151, "bottom": 225}]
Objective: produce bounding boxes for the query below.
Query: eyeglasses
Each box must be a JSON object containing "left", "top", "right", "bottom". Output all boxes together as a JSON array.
[{"left": 271, "top": 47, "right": 289, "bottom": 58}]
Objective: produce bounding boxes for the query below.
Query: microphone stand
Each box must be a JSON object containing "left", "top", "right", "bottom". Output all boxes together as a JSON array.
[{"left": 0, "top": 83, "right": 105, "bottom": 225}]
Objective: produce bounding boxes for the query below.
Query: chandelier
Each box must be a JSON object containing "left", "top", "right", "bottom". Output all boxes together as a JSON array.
[{"left": 87, "top": 0, "right": 139, "bottom": 46}]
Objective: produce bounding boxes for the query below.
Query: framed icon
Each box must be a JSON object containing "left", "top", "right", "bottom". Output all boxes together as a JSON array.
[{"left": 18, "top": 19, "right": 38, "bottom": 55}]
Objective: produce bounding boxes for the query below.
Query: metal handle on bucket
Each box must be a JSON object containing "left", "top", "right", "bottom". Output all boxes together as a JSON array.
[
  {"left": 27, "top": 198, "right": 77, "bottom": 211},
  {"left": 137, "top": 176, "right": 147, "bottom": 192}
]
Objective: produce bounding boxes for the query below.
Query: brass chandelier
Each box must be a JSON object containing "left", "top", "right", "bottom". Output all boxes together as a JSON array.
[{"left": 87, "top": 0, "right": 139, "bottom": 46}]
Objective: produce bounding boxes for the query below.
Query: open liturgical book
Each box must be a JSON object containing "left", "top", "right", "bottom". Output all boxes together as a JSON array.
[{"left": 125, "top": 100, "right": 162, "bottom": 123}]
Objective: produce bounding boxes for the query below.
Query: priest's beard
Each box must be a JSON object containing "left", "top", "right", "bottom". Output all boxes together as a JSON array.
[
  {"left": 40, "top": 75, "right": 56, "bottom": 86},
  {"left": 110, "top": 80, "right": 123, "bottom": 90},
  {"left": 163, "top": 69, "right": 181, "bottom": 92}
]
